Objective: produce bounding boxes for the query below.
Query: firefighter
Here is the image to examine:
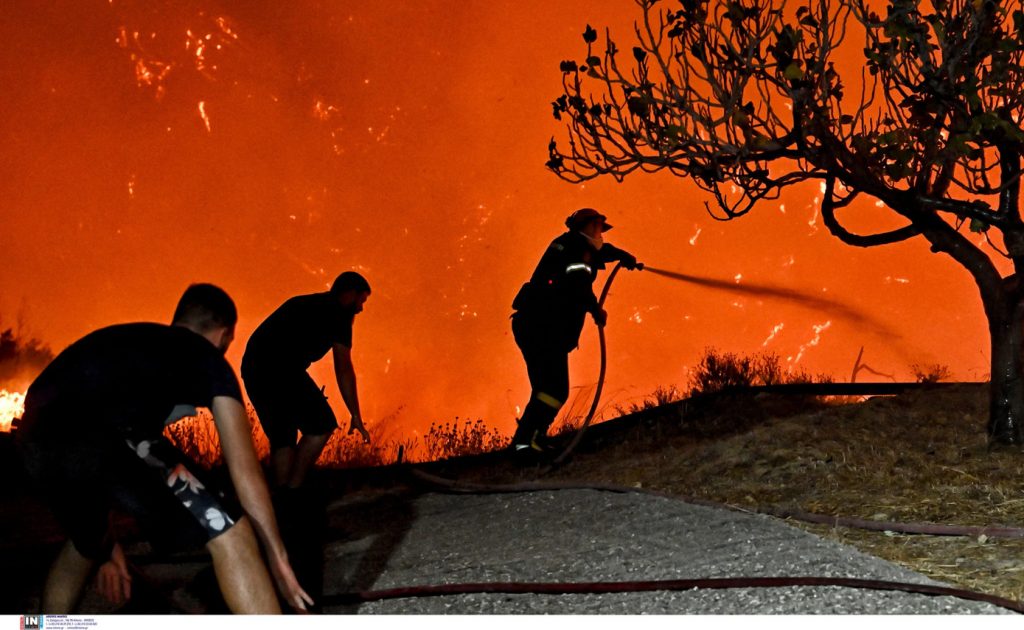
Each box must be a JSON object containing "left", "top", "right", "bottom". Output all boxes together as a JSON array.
[{"left": 510, "top": 208, "right": 642, "bottom": 457}]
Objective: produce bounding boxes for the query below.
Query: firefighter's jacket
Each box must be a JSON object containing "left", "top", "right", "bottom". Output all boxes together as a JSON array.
[{"left": 512, "top": 230, "right": 634, "bottom": 352}]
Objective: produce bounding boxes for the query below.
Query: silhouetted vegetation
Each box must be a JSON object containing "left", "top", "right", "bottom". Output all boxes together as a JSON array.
[
  {"left": 911, "top": 363, "right": 954, "bottom": 384},
  {"left": 164, "top": 407, "right": 494, "bottom": 468},
  {"left": 0, "top": 326, "right": 53, "bottom": 389},
  {"left": 688, "top": 348, "right": 832, "bottom": 397},
  {"left": 163, "top": 406, "right": 268, "bottom": 469},
  {"left": 423, "top": 417, "right": 507, "bottom": 461},
  {"left": 615, "top": 385, "right": 684, "bottom": 415}
]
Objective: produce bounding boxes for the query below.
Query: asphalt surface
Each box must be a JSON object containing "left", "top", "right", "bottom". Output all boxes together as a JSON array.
[{"left": 320, "top": 487, "right": 1013, "bottom": 615}]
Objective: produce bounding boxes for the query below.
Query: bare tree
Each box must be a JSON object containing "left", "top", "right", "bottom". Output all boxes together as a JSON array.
[{"left": 547, "top": 0, "right": 1024, "bottom": 444}]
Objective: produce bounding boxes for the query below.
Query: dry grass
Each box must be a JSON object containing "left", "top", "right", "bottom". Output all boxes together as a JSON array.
[{"left": 540, "top": 383, "right": 1024, "bottom": 604}]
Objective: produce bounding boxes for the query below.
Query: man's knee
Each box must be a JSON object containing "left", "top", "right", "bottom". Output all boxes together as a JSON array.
[{"left": 206, "top": 515, "right": 258, "bottom": 559}]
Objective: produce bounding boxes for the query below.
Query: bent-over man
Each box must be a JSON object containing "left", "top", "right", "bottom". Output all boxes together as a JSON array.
[
  {"left": 16, "top": 283, "right": 311, "bottom": 613},
  {"left": 242, "top": 271, "right": 371, "bottom": 490}
]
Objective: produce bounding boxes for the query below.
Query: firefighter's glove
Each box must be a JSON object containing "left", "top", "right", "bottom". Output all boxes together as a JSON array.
[
  {"left": 619, "top": 253, "right": 640, "bottom": 271},
  {"left": 592, "top": 308, "right": 608, "bottom": 327}
]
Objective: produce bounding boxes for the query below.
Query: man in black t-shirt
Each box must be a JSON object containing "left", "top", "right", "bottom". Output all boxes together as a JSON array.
[
  {"left": 16, "top": 284, "right": 311, "bottom": 613},
  {"left": 242, "top": 271, "right": 371, "bottom": 490}
]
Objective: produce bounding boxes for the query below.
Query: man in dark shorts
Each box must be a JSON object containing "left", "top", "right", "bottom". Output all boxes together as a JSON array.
[
  {"left": 510, "top": 208, "right": 642, "bottom": 458},
  {"left": 16, "top": 284, "right": 312, "bottom": 613},
  {"left": 242, "top": 271, "right": 371, "bottom": 490}
]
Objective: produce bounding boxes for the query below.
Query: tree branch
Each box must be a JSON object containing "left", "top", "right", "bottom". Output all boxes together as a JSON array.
[{"left": 821, "top": 176, "right": 920, "bottom": 247}]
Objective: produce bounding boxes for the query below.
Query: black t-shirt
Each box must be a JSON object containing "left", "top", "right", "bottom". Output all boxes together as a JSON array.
[
  {"left": 23, "top": 323, "right": 242, "bottom": 441},
  {"left": 242, "top": 292, "right": 354, "bottom": 373}
]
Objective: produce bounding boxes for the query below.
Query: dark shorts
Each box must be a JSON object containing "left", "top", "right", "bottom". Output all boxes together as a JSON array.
[
  {"left": 242, "top": 366, "right": 337, "bottom": 450},
  {"left": 18, "top": 416, "right": 240, "bottom": 561}
]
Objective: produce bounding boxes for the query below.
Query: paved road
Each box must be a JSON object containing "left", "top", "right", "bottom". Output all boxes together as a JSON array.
[
  {"left": 8, "top": 482, "right": 1013, "bottom": 614},
  {"left": 320, "top": 487, "right": 1012, "bottom": 615}
]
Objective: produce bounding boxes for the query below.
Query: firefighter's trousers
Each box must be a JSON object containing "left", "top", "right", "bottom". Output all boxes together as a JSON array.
[{"left": 511, "top": 315, "right": 570, "bottom": 444}]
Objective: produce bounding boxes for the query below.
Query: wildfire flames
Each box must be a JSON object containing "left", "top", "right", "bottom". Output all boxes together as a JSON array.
[{"left": 0, "top": 390, "right": 26, "bottom": 433}]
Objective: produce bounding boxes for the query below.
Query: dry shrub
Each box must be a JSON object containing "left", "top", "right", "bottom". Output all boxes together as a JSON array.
[
  {"left": 911, "top": 363, "right": 953, "bottom": 383},
  {"left": 615, "top": 385, "right": 684, "bottom": 415},
  {"left": 423, "top": 417, "right": 507, "bottom": 461},
  {"left": 317, "top": 430, "right": 412, "bottom": 468},
  {"left": 550, "top": 384, "right": 603, "bottom": 436},
  {"left": 166, "top": 403, "right": 514, "bottom": 469},
  {"left": 688, "top": 348, "right": 831, "bottom": 396},
  {"left": 163, "top": 411, "right": 221, "bottom": 469},
  {"left": 162, "top": 404, "right": 269, "bottom": 469}
]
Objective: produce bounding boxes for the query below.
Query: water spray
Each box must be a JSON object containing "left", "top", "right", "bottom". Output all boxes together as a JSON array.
[
  {"left": 640, "top": 266, "right": 898, "bottom": 337},
  {"left": 543, "top": 261, "right": 909, "bottom": 469}
]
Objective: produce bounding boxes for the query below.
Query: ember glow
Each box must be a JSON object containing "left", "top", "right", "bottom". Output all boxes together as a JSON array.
[
  {"left": 0, "top": 390, "right": 26, "bottom": 433},
  {"left": 0, "top": 1, "right": 995, "bottom": 439}
]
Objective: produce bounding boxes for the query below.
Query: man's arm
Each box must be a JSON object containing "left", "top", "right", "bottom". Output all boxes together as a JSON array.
[
  {"left": 211, "top": 396, "right": 313, "bottom": 611},
  {"left": 562, "top": 247, "right": 605, "bottom": 327},
  {"left": 332, "top": 344, "right": 369, "bottom": 442},
  {"left": 600, "top": 243, "right": 641, "bottom": 270}
]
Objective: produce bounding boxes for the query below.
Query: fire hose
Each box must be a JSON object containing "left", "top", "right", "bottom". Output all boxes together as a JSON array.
[
  {"left": 319, "top": 574, "right": 1024, "bottom": 612},
  {"left": 395, "top": 473, "right": 1024, "bottom": 614},
  {"left": 543, "top": 261, "right": 623, "bottom": 469}
]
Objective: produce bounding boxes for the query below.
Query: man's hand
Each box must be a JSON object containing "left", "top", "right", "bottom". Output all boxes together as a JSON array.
[
  {"left": 349, "top": 416, "right": 370, "bottom": 443},
  {"left": 96, "top": 543, "right": 132, "bottom": 606},
  {"left": 268, "top": 553, "right": 314, "bottom": 613},
  {"left": 592, "top": 308, "right": 608, "bottom": 327},
  {"left": 619, "top": 253, "right": 642, "bottom": 271}
]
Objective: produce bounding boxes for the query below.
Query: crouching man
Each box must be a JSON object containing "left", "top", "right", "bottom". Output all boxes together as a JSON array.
[{"left": 16, "top": 284, "right": 312, "bottom": 613}]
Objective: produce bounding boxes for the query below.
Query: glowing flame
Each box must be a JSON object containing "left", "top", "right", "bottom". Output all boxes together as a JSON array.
[
  {"left": 807, "top": 204, "right": 820, "bottom": 233},
  {"left": 198, "top": 100, "right": 212, "bottom": 132},
  {"left": 793, "top": 320, "right": 833, "bottom": 364},
  {"left": 0, "top": 390, "right": 26, "bottom": 433},
  {"left": 762, "top": 322, "right": 785, "bottom": 346}
]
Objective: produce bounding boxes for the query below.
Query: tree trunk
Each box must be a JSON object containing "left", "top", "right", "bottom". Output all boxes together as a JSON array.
[{"left": 987, "top": 291, "right": 1024, "bottom": 445}]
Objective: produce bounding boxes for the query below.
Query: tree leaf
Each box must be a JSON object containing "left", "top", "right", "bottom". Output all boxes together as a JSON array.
[{"left": 783, "top": 62, "right": 804, "bottom": 80}]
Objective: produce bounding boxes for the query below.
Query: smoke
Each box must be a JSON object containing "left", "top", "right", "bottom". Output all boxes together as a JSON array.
[{"left": 0, "top": 326, "right": 54, "bottom": 391}]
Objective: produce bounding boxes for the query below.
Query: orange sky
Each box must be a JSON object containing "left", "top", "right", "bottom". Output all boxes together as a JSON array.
[{"left": 0, "top": 1, "right": 996, "bottom": 442}]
